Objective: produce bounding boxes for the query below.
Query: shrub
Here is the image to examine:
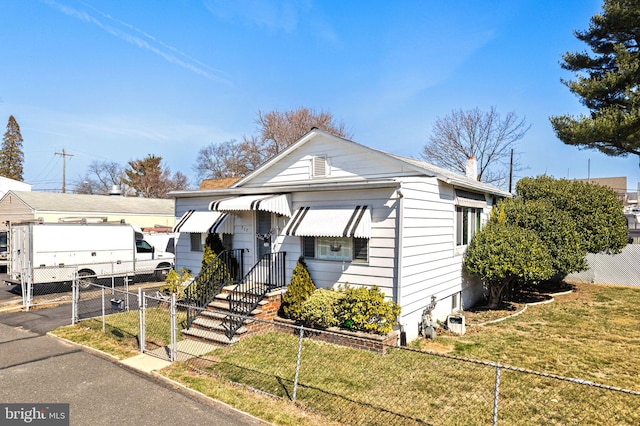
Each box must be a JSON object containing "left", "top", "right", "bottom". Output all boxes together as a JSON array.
[
  {"left": 160, "top": 268, "right": 193, "bottom": 300},
  {"left": 336, "top": 285, "right": 400, "bottom": 334},
  {"left": 300, "top": 289, "right": 343, "bottom": 328},
  {"left": 281, "top": 257, "right": 316, "bottom": 320}
]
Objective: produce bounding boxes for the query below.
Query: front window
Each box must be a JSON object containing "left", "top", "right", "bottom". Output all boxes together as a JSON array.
[
  {"left": 456, "top": 207, "right": 482, "bottom": 246},
  {"left": 302, "top": 236, "right": 368, "bottom": 263}
]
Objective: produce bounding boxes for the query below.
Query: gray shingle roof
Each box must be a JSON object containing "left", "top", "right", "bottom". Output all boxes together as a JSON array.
[{"left": 3, "top": 191, "right": 174, "bottom": 215}]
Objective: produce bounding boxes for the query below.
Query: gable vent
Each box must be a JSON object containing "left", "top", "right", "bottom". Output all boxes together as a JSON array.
[{"left": 312, "top": 156, "right": 328, "bottom": 177}]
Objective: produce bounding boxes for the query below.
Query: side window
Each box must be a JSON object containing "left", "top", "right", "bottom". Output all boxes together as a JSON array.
[
  {"left": 136, "top": 239, "right": 154, "bottom": 253},
  {"left": 456, "top": 207, "right": 482, "bottom": 247},
  {"left": 190, "top": 233, "right": 203, "bottom": 252}
]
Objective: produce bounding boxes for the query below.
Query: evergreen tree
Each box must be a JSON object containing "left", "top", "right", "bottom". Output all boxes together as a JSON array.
[
  {"left": 0, "top": 115, "right": 25, "bottom": 181},
  {"left": 550, "top": 0, "right": 640, "bottom": 160}
]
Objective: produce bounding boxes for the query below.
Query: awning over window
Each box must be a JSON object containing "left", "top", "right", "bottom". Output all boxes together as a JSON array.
[
  {"left": 455, "top": 189, "right": 487, "bottom": 209},
  {"left": 284, "top": 205, "right": 371, "bottom": 238},
  {"left": 173, "top": 210, "right": 233, "bottom": 234},
  {"left": 209, "top": 194, "right": 291, "bottom": 217}
]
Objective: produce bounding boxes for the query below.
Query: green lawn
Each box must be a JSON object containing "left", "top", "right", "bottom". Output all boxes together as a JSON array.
[{"left": 52, "top": 282, "right": 640, "bottom": 425}]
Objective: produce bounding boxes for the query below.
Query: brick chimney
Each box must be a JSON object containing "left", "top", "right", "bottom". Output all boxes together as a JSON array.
[{"left": 466, "top": 156, "right": 478, "bottom": 180}]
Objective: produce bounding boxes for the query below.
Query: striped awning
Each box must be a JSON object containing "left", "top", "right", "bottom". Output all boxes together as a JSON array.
[
  {"left": 173, "top": 210, "right": 233, "bottom": 233},
  {"left": 283, "top": 205, "right": 371, "bottom": 238},
  {"left": 209, "top": 194, "right": 291, "bottom": 217}
]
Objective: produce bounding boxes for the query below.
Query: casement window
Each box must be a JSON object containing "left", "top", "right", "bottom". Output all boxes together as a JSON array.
[
  {"left": 456, "top": 206, "right": 482, "bottom": 246},
  {"left": 302, "top": 236, "right": 368, "bottom": 263}
]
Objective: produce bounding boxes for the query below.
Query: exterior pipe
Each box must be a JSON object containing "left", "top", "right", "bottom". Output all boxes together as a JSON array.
[{"left": 395, "top": 185, "right": 404, "bottom": 345}]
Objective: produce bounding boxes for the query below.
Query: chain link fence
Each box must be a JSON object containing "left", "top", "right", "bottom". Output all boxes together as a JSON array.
[
  {"left": 11, "top": 262, "right": 166, "bottom": 310},
  {"left": 69, "top": 288, "right": 640, "bottom": 425}
]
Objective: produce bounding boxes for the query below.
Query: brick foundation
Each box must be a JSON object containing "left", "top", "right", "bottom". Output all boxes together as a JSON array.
[{"left": 239, "top": 289, "right": 399, "bottom": 354}]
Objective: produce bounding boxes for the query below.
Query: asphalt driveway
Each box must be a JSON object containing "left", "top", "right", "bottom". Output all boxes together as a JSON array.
[{"left": 0, "top": 312, "right": 264, "bottom": 425}]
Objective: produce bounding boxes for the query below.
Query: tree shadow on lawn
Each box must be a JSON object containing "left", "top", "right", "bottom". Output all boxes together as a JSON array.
[{"left": 464, "top": 280, "right": 576, "bottom": 325}]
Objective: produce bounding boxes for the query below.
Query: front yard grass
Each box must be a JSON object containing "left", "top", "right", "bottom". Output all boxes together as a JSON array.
[{"left": 51, "top": 282, "right": 640, "bottom": 425}]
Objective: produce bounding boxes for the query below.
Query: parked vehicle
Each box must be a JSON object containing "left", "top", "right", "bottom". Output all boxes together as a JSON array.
[
  {"left": 0, "top": 230, "right": 7, "bottom": 273},
  {"left": 7, "top": 222, "right": 174, "bottom": 288}
]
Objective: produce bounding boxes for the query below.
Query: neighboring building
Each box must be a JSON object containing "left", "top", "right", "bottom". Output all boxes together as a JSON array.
[
  {"left": 0, "top": 176, "right": 31, "bottom": 198},
  {"left": 170, "top": 129, "right": 510, "bottom": 342},
  {"left": 199, "top": 177, "right": 241, "bottom": 190},
  {"left": 575, "top": 176, "right": 630, "bottom": 204},
  {"left": 0, "top": 191, "right": 175, "bottom": 230}
]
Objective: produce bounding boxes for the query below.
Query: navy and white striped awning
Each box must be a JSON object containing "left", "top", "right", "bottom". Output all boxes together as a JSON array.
[
  {"left": 209, "top": 194, "right": 291, "bottom": 217},
  {"left": 284, "top": 205, "right": 371, "bottom": 238},
  {"left": 173, "top": 210, "right": 233, "bottom": 233}
]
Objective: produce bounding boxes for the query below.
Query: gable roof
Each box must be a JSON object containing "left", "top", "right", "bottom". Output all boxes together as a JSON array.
[
  {"left": 231, "top": 128, "right": 511, "bottom": 197},
  {"left": 1, "top": 191, "right": 174, "bottom": 215}
]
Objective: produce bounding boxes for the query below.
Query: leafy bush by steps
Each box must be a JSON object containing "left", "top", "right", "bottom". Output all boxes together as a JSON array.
[
  {"left": 281, "top": 257, "right": 316, "bottom": 319},
  {"left": 300, "top": 289, "right": 343, "bottom": 328}
]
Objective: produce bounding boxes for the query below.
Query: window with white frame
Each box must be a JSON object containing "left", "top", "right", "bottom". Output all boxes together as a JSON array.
[
  {"left": 302, "top": 236, "right": 368, "bottom": 263},
  {"left": 456, "top": 206, "right": 482, "bottom": 246}
]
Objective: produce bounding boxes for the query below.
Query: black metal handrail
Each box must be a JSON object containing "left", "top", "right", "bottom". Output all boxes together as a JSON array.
[
  {"left": 185, "top": 249, "right": 245, "bottom": 328},
  {"left": 225, "top": 251, "right": 287, "bottom": 339}
]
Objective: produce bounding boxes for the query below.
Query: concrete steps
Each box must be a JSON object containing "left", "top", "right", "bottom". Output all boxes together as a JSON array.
[{"left": 182, "top": 285, "right": 265, "bottom": 347}]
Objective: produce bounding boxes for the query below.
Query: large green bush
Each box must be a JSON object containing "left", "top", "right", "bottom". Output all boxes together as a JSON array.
[
  {"left": 281, "top": 257, "right": 316, "bottom": 319},
  {"left": 515, "top": 176, "right": 628, "bottom": 253},
  {"left": 491, "top": 198, "right": 587, "bottom": 277},
  {"left": 300, "top": 289, "right": 343, "bottom": 329},
  {"left": 464, "top": 222, "right": 554, "bottom": 308},
  {"left": 336, "top": 285, "right": 400, "bottom": 334}
]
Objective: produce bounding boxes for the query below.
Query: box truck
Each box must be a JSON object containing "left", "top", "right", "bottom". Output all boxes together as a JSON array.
[{"left": 8, "top": 222, "right": 174, "bottom": 288}]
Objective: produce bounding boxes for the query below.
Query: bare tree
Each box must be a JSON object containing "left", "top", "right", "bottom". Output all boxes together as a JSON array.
[
  {"left": 194, "top": 139, "right": 259, "bottom": 180},
  {"left": 256, "top": 107, "right": 352, "bottom": 156},
  {"left": 422, "top": 107, "right": 530, "bottom": 188},
  {"left": 194, "top": 107, "right": 352, "bottom": 180},
  {"left": 74, "top": 160, "right": 128, "bottom": 195}
]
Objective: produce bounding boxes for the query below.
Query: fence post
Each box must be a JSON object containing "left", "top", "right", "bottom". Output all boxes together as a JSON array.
[
  {"left": 493, "top": 365, "right": 501, "bottom": 426},
  {"left": 139, "top": 288, "right": 145, "bottom": 353},
  {"left": 71, "top": 276, "right": 78, "bottom": 325},
  {"left": 125, "top": 274, "right": 130, "bottom": 311},
  {"left": 101, "top": 286, "right": 106, "bottom": 334},
  {"left": 170, "top": 293, "right": 177, "bottom": 362},
  {"left": 292, "top": 325, "right": 304, "bottom": 401}
]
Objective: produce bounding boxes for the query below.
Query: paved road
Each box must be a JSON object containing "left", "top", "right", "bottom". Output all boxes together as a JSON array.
[{"left": 0, "top": 302, "right": 265, "bottom": 425}]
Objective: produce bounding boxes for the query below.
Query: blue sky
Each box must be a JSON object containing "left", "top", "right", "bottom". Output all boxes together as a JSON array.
[{"left": 2, "top": 0, "right": 639, "bottom": 193}]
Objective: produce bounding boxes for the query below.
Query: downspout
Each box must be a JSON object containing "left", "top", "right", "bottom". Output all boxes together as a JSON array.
[{"left": 395, "top": 185, "right": 405, "bottom": 345}]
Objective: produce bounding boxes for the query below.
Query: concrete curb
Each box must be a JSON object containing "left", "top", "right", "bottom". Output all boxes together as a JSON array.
[{"left": 470, "top": 289, "right": 575, "bottom": 327}]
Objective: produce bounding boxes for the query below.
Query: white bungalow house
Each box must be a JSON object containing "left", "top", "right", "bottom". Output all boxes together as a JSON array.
[{"left": 169, "top": 129, "right": 510, "bottom": 342}]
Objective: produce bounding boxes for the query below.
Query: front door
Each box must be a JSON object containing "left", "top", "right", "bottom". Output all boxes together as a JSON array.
[{"left": 256, "top": 210, "right": 272, "bottom": 260}]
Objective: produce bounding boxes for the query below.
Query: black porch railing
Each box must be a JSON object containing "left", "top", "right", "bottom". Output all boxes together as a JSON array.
[
  {"left": 225, "top": 251, "right": 287, "bottom": 339},
  {"left": 185, "top": 249, "right": 245, "bottom": 328}
]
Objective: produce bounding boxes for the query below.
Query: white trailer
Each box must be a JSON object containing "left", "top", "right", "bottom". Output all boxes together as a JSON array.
[{"left": 8, "top": 222, "right": 174, "bottom": 287}]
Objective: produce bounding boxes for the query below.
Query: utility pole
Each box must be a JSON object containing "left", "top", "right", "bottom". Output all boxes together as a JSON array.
[{"left": 55, "top": 148, "right": 74, "bottom": 193}]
